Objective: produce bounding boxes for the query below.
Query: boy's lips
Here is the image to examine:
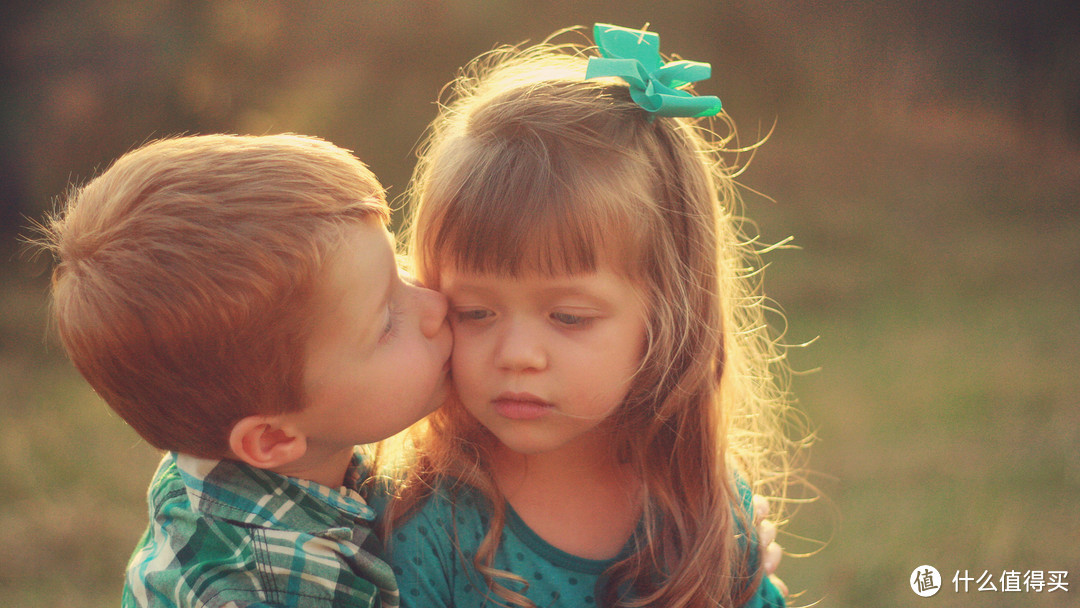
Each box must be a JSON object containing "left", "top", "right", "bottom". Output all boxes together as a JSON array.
[{"left": 492, "top": 392, "right": 551, "bottom": 420}]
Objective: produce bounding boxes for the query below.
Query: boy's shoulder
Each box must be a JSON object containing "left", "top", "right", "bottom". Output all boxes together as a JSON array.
[{"left": 123, "top": 452, "right": 400, "bottom": 608}]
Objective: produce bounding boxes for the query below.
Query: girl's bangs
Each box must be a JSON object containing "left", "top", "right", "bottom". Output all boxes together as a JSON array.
[
  {"left": 421, "top": 152, "right": 639, "bottom": 278},
  {"left": 424, "top": 137, "right": 648, "bottom": 279}
]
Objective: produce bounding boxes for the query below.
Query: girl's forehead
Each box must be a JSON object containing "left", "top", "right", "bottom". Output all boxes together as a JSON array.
[{"left": 438, "top": 264, "right": 646, "bottom": 309}]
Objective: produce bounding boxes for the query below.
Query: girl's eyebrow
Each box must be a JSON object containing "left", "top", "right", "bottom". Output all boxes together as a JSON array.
[
  {"left": 446, "top": 276, "right": 618, "bottom": 306},
  {"left": 439, "top": 280, "right": 494, "bottom": 298},
  {"left": 534, "top": 286, "right": 610, "bottom": 305}
]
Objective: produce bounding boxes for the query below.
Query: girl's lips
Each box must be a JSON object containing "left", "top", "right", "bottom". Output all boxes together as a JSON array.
[{"left": 492, "top": 393, "right": 551, "bottom": 420}]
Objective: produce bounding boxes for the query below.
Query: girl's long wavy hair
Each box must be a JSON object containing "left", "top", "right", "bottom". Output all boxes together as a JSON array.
[{"left": 381, "top": 33, "right": 804, "bottom": 608}]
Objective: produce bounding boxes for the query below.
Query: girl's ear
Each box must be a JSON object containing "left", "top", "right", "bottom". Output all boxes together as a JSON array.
[{"left": 228, "top": 415, "right": 308, "bottom": 470}]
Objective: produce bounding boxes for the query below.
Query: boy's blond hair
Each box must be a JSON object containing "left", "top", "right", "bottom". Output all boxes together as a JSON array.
[
  {"left": 395, "top": 41, "right": 802, "bottom": 607},
  {"left": 43, "top": 134, "right": 388, "bottom": 458}
]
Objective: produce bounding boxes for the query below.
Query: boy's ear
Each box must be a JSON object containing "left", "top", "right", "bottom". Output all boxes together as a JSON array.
[{"left": 228, "top": 415, "right": 308, "bottom": 470}]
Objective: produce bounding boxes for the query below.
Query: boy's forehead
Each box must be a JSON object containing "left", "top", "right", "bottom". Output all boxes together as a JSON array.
[
  {"left": 307, "top": 222, "right": 395, "bottom": 337},
  {"left": 343, "top": 220, "right": 393, "bottom": 253},
  {"left": 320, "top": 222, "right": 394, "bottom": 287}
]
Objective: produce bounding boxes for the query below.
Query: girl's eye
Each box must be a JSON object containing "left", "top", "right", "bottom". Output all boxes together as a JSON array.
[
  {"left": 454, "top": 308, "right": 492, "bottom": 323},
  {"left": 551, "top": 311, "right": 592, "bottom": 327}
]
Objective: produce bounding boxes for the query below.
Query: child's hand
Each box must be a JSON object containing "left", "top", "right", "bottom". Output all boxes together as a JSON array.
[{"left": 753, "top": 494, "right": 789, "bottom": 597}]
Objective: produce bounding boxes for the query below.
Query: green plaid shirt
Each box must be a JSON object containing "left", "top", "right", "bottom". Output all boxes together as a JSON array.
[{"left": 122, "top": 450, "right": 399, "bottom": 607}]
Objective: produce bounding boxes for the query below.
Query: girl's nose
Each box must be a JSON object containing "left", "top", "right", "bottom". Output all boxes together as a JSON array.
[
  {"left": 414, "top": 285, "right": 449, "bottom": 339},
  {"left": 495, "top": 320, "right": 546, "bottom": 371}
]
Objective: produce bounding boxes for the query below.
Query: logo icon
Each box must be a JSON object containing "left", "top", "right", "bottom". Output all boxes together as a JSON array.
[{"left": 911, "top": 565, "right": 941, "bottom": 597}]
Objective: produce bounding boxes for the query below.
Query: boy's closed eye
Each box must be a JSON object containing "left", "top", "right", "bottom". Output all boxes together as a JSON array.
[{"left": 379, "top": 302, "right": 403, "bottom": 343}]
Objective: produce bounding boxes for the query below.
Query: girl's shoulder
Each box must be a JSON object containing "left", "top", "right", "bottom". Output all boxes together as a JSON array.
[
  {"left": 382, "top": 480, "right": 493, "bottom": 578},
  {"left": 734, "top": 473, "right": 755, "bottom": 515},
  {"left": 385, "top": 478, "right": 494, "bottom": 535}
]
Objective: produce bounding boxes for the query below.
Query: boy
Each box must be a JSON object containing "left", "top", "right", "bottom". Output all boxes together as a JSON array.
[{"left": 42, "top": 134, "right": 452, "bottom": 607}]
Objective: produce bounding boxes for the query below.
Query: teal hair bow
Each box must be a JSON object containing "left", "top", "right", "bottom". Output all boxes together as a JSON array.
[{"left": 585, "top": 23, "right": 722, "bottom": 118}]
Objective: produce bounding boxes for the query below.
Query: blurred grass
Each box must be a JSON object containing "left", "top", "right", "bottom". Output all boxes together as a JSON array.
[
  {"left": 0, "top": 261, "right": 161, "bottom": 607},
  {"left": 745, "top": 122, "right": 1080, "bottom": 606},
  {"left": 3, "top": 2, "right": 1079, "bottom": 607},
  {"left": 4, "top": 127, "right": 1077, "bottom": 607}
]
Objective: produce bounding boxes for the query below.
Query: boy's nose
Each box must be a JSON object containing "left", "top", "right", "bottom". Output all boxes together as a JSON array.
[{"left": 415, "top": 286, "right": 449, "bottom": 339}]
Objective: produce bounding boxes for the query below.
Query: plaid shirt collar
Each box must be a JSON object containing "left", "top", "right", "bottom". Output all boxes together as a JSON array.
[{"left": 173, "top": 448, "right": 377, "bottom": 536}]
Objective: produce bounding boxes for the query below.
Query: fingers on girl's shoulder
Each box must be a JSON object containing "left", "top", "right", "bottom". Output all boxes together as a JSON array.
[{"left": 752, "top": 494, "right": 770, "bottom": 520}]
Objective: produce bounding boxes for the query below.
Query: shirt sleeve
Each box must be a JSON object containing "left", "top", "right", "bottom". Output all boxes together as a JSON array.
[
  {"left": 384, "top": 496, "right": 458, "bottom": 608},
  {"left": 741, "top": 574, "right": 786, "bottom": 608}
]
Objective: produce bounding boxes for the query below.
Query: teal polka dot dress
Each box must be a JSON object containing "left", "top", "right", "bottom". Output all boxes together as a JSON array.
[{"left": 381, "top": 483, "right": 784, "bottom": 607}]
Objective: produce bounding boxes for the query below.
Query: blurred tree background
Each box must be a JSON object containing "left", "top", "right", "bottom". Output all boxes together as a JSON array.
[{"left": 1, "top": 1, "right": 1077, "bottom": 606}]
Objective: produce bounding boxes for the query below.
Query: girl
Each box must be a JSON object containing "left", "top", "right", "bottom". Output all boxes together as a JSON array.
[{"left": 382, "top": 24, "right": 800, "bottom": 608}]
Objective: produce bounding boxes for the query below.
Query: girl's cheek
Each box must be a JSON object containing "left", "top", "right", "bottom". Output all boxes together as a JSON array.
[
  {"left": 450, "top": 338, "right": 473, "bottom": 364},
  {"left": 448, "top": 337, "right": 468, "bottom": 371},
  {"left": 450, "top": 336, "right": 490, "bottom": 379}
]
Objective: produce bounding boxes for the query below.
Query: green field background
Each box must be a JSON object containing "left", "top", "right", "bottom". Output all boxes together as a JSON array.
[{"left": 2, "top": 2, "right": 1077, "bottom": 606}]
